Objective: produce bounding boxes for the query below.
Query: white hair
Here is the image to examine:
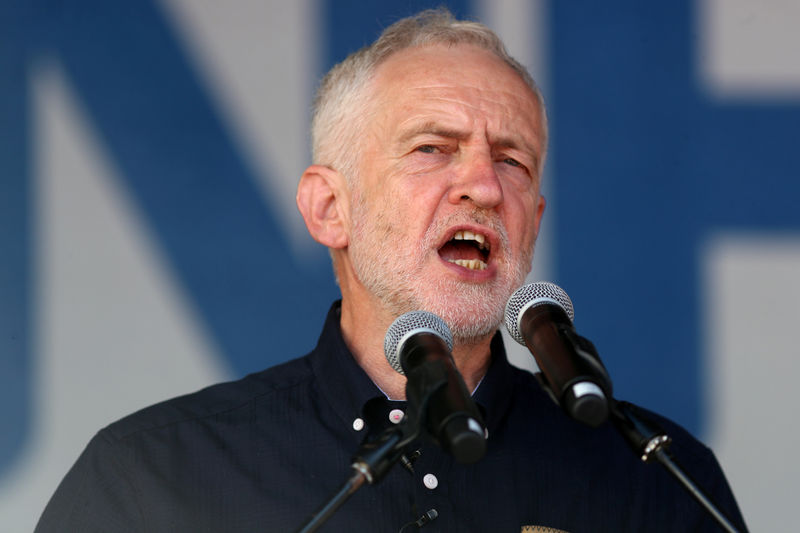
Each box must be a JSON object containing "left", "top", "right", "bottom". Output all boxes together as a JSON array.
[{"left": 311, "top": 8, "right": 548, "bottom": 182}]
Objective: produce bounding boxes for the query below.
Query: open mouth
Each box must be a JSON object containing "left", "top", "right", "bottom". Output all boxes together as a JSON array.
[{"left": 438, "top": 230, "right": 491, "bottom": 271}]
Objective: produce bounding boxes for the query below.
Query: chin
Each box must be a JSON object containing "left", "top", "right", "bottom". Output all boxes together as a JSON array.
[
  {"left": 418, "top": 281, "right": 508, "bottom": 343},
  {"left": 441, "top": 306, "right": 504, "bottom": 343}
]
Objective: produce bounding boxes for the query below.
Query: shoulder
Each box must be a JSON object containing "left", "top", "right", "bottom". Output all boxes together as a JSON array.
[{"left": 101, "top": 354, "right": 315, "bottom": 442}]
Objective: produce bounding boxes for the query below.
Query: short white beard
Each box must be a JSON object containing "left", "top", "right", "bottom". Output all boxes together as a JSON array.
[{"left": 348, "top": 191, "right": 533, "bottom": 344}]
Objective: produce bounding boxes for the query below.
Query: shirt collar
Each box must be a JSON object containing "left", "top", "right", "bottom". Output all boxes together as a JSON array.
[
  {"left": 472, "top": 332, "right": 517, "bottom": 436},
  {"left": 309, "top": 301, "right": 518, "bottom": 440},
  {"left": 309, "top": 301, "right": 386, "bottom": 436}
]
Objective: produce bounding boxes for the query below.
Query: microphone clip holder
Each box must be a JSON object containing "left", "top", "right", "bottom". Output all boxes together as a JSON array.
[
  {"left": 611, "top": 400, "right": 671, "bottom": 463},
  {"left": 294, "top": 368, "right": 450, "bottom": 533}
]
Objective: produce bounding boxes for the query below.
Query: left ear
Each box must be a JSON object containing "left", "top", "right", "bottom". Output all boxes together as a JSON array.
[{"left": 296, "top": 164, "right": 350, "bottom": 249}]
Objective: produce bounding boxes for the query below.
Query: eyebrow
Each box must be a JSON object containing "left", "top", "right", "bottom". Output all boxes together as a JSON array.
[
  {"left": 396, "top": 120, "right": 541, "bottom": 167},
  {"left": 396, "top": 121, "right": 469, "bottom": 145}
]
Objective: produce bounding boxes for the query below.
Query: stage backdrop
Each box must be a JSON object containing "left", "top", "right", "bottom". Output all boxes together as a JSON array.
[{"left": 1, "top": 1, "right": 798, "bottom": 530}]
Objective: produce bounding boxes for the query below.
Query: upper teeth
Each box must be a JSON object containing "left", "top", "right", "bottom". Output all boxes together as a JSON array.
[{"left": 453, "top": 230, "right": 488, "bottom": 249}]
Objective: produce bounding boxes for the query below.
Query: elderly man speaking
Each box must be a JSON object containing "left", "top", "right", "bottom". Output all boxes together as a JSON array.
[{"left": 37, "top": 9, "right": 745, "bottom": 532}]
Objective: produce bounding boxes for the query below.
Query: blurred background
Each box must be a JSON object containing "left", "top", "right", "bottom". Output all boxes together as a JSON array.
[{"left": 2, "top": 0, "right": 798, "bottom": 530}]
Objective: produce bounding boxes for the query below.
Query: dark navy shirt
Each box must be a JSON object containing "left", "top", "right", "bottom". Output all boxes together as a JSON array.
[{"left": 37, "top": 302, "right": 745, "bottom": 532}]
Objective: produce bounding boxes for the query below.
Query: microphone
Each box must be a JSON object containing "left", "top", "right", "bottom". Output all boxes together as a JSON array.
[
  {"left": 505, "top": 282, "right": 612, "bottom": 427},
  {"left": 384, "top": 311, "right": 486, "bottom": 464},
  {"left": 399, "top": 509, "right": 438, "bottom": 532},
  {"left": 414, "top": 509, "right": 438, "bottom": 527}
]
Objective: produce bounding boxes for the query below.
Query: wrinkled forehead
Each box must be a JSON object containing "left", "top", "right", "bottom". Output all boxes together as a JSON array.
[{"left": 365, "top": 44, "right": 546, "bottom": 153}]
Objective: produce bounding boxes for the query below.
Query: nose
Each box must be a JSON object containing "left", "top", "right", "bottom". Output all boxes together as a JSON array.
[{"left": 447, "top": 147, "right": 504, "bottom": 209}]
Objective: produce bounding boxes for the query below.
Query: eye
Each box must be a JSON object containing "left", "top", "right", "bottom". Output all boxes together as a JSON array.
[
  {"left": 502, "top": 157, "right": 526, "bottom": 170},
  {"left": 416, "top": 145, "right": 438, "bottom": 154}
]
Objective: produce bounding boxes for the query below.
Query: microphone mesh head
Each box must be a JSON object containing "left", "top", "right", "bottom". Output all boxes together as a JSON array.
[
  {"left": 384, "top": 311, "right": 453, "bottom": 375},
  {"left": 504, "top": 282, "right": 575, "bottom": 345}
]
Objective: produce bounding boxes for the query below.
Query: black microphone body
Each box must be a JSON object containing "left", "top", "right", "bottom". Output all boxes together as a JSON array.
[
  {"left": 384, "top": 312, "right": 486, "bottom": 464},
  {"left": 506, "top": 282, "right": 612, "bottom": 427}
]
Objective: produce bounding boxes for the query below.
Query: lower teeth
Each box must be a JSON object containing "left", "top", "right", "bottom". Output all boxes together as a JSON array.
[{"left": 449, "top": 259, "right": 487, "bottom": 271}]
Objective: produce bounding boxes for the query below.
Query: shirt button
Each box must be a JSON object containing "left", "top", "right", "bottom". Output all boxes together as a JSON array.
[
  {"left": 352, "top": 418, "right": 365, "bottom": 431},
  {"left": 388, "top": 409, "right": 405, "bottom": 424},
  {"left": 423, "top": 473, "right": 438, "bottom": 490}
]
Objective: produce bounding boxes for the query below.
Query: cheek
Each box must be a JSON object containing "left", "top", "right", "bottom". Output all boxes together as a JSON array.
[
  {"left": 506, "top": 196, "right": 540, "bottom": 244},
  {"left": 398, "top": 181, "right": 448, "bottom": 221}
]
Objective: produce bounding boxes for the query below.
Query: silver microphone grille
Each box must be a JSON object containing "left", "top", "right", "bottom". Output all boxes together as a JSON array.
[
  {"left": 504, "top": 282, "right": 575, "bottom": 345},
  {"left": 384, "top": 311, "right": 453, "bottom": 375}
]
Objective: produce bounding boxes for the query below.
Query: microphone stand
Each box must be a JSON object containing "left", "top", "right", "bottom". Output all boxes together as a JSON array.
[
  {"left": 609, "top": 400, "right": 745, "bottom": 533},
  {"left": 294, "top": 427, "right": 409, "bottom": 533},
  {"left": 293, "top": 370, "right": 448, "bottom": 533},
  {"left": 550, "top": 331, "right": 745, "bottom": 532}
]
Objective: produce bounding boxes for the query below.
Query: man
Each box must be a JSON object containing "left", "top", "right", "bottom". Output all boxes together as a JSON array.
[{"left": 37, "top": 9, "right": 746, "bottom": 532}]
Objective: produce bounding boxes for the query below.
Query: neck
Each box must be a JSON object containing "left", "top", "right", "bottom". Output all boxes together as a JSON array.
[{"left": 339, "top": 296, "right": 494, "bottom": 400}]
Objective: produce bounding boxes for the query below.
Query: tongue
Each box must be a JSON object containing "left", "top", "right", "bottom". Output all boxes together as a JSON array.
[{"left": 439, "top": 241, "right": 485, "bottom": 262}]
